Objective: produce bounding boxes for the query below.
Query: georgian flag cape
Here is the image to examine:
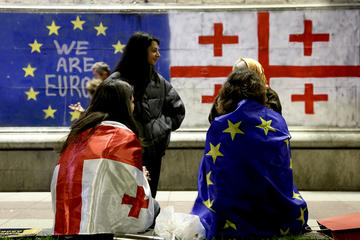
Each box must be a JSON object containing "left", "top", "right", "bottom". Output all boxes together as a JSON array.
[
  {"left": 51, "top": 121, "right": 154, "bottom": 235},
  {"left": 191, "top": 100, "right": 308, "bottom": 239}
]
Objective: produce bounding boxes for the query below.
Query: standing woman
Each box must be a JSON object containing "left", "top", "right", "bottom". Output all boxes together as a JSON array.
[{"left": 108, "top": 31, "right": 185, "bottom": 197}]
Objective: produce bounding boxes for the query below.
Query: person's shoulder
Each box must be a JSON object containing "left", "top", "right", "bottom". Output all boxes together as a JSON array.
[{"left": 107, "top": 71, "right": 121, "bottom": 80}]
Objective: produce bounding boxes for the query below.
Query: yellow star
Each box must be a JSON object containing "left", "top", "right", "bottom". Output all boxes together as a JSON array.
[
  {"left": 290, "top": 158, "right": 293, "bottom": 169},
  {"left": 112, "top": 40, "right": 126, "bottom": 54},
  {"left": 202, "top": 199, "right": 215, "bottom": 212},
  {"left": 293, "top": 190, "right": 303, "bottom": 201},
  {"left": 25, "top": 87, "right": 39, "bottom": 101},
  {"left": 43, "top": 105, "right": 57, "bottom": 119},
  {"left": 296, "top": 207, "right": 307, "bottom": 226},
  {"left": 256, "top": 117, "right": 276, "bottom": 136},
  {"left": 71, "top": 16, "right": 85, "bottom": 30},
  {"left": 280, "top": 227, "right": 290, "bottom": 236},
  {"left": 206, "top": 142, "right": 223, "bottom": 164},
  {"left": 46, "top": 20, "right": 60, "bottom": 36},
  {"left": 22, "top": 64, "right": 36, "bottom": 77},
  {"left": 206, "top": 171, "right": 214, "bottom": 186},
  {"left": 94, "top": 22, "right": 107, "bottom": 36},
  {"left": 285, "top": 139, "right": 289, "bottom": 149},
  {"left": 69, "top": 111, "right": 81, "bottom": 121},
  {"left": 29, "top": 40, "right": 43, "bottom": 53},
  {"left": 223, "top": 120, "right": 244, "bottom": 140},
  {"left": 224, "top": 219, "right": 237, "bottom": 230}
]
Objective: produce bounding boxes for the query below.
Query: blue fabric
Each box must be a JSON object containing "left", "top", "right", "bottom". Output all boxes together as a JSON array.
[{"left": 191, "top": 99, "right": 308, "bottom": 239}]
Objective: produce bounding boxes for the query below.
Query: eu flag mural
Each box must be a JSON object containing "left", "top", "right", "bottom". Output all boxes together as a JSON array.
[
  {"left": 191, "top": 100, "right": 308, "bottom": 239},
  {"left": 0, "top": 13, "right": 169, "bottom": 126}
]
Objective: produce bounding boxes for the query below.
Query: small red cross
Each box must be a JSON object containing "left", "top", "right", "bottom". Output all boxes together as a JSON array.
[
  {"left": 202, "top": 84, "right": 222, "bottom": 103},
  {"left": 291, "top": 83, "right": 328, "bottom": 114},
  {"left": 199, "top": 23, "right": 239, "bottom": 57},
  {"left": 121, "top": 185, "right": 149, "bottom": 218},
  {"left": 289, "top": 20, "right": 330, "bottom": 56}
]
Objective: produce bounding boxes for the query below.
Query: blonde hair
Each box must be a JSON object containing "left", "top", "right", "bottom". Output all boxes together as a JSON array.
[
  {"left": 86, "top": 78, "right": 102, "bottom": 98},
  {"left": 233, "top": 57, "right": 268, "bottom": 87}
]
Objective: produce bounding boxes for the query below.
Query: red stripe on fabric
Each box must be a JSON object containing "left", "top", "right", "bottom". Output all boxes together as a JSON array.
[{"left": 170, "top": 66, "right": 232, "bottom": 78}]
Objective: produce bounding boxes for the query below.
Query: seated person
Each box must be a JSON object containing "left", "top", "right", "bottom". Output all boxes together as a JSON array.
[
  {"left": 209, "top": 57, "right": 282, "bottom": 123},
  {"left": 191, "top": 69, "right": 309, "bottom": 239},
  {"left": 51, "top": 79, "right": 157, "bottom": 236}
]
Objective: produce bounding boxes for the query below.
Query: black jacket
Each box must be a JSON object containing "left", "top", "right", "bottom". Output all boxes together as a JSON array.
[{"left": 108, "top": 71, "right": 185, "bottom": 163}]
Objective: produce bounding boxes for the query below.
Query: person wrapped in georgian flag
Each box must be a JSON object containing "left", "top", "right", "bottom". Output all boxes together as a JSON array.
[{"left": 51, "top": 79, "right": 155, "bottom": 236}]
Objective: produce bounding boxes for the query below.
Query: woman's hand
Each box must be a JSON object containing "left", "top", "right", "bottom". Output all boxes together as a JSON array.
[{"left": 143, "top": 166, "right": 151, "bottom": 181}]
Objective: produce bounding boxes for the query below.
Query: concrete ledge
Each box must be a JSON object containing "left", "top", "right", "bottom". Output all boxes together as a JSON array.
[{"left": 1, "top": 127, "right": 360, "bottom": 149}]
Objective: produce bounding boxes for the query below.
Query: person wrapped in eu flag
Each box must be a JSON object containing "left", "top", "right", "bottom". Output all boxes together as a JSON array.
[{"left": 191, "top": 69, "right": 309, "bottom": 239}]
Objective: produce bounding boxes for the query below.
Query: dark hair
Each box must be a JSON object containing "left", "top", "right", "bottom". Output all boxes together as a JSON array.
[
  {"left": 60, "top": 79, "right": 137, "bottom": 153},
  {"left": 112, "top": 31, "right": 160, "bottom": 100},
  {"left": 216, "top": 69, "right": 267, "bottom": 116}
]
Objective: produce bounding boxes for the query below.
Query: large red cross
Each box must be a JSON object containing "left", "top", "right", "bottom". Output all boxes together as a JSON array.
[
  {"left": 170, "top": 12, "right": 360, "bottom": 114},
  {"left": 198, "top": 23, "right": 239, "bottom": 57},
  {"left": 122, "top": 185, "right": 149, "bottom": 218},
  {"left": 289, "top": 20, "right": 330, "bottom": 56},
  {"left": 291, "top": 83, "right": 328, "bottom": 114}
]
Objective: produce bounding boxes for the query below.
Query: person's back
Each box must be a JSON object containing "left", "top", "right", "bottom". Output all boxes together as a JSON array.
[
  {"left": 51, "top": 79, "right": 155, "bottom": 236},
  {"left": 192, "top": 70, "right": 308, "bottom": 239}
]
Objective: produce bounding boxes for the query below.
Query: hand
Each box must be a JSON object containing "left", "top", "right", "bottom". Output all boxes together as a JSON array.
[
  {"left": 143, "top": 166, "right": 151, "bottom": 181},
  {"left": 69, "top": 102, "right": 85, "bottom": 112}
]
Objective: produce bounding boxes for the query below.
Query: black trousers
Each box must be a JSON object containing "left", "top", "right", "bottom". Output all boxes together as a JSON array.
[{"left": 143, "top": 145, "right": 165, "bottom": 198}]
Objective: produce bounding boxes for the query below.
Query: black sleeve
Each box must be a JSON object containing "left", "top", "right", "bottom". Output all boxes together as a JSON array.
[
  {"left": 266, "top": 88, "right": 282, "bottom": 115},
  {"left": 163, "top": 79, "right": 185, "bottom": 131}
]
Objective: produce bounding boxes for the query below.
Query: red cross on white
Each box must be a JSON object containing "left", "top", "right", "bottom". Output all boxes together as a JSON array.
[
  {"left": 122, "top": 185, "right": 149, "bottom": 218},
  {"left": 170, "top": 12, "right": 360, "bottom": 115},
  {"left": 291, "top": 83, "right": 328, "bottom": 114},
  {"left": 198, "top": 23, "right": 239, "bottom": 57},
  {"left": 289, "top": 20, "right": 330, "bottom": 56}
]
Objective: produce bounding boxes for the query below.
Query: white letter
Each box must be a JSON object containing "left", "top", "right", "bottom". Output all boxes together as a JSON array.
[
  {"left": 83, "top": 57, "right": 95, "bottom": 72},
  {"left": 82, "top": 76, "right": 91, "bottom": 98},
  {"left": 45, "top": 74, "right": 57, "bottom": 96},
  {"left": 75, "top": 41, "right": 89, "bottom": 55},
  {"left": 56, "top": 57, "right": 67, "bottom": 73},
  {"left": 53, "top": 40, "right": 76, "bottom": 55},
  {"left": 58, "top": 75, "right": 67, "bottom": 97},
  {"left": 70, "top": 75, "right": 81, "bottom": 97},
  {"left": 69, "top": 57, "right": 82, "bottom": 73}
]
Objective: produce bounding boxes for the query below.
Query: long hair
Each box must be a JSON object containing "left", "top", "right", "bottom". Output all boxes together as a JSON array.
[
  {"left": 233, "top": 57, "right": 268, "bottom": 88},
  {"left": 216, "top": 69, "right": 267, "bottom": 115},
  {"left": 112, "top": 31, "right": 160, "bottom": 100},
  {"left": 60, "top": 79, "right": 137, "bottom": 153}
]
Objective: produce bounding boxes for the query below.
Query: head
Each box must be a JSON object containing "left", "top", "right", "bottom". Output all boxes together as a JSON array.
[
  {"left": 233, "top": 57, "right": 268, "bottom": 88},
  {"left": 216, "top": 69, "right": 267, "bottom": 116},
  {"left": 92, "top": 62, "right": 111, "bottom": 80},
  {"left": 61, "top": 79, "right": 136, "bottom": 153},
  {"left": 86, "top": 78, "right": 102, "bottom": 99}
]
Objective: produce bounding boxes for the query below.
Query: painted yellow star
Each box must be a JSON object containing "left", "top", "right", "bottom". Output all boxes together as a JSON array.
[
  {"left": 202, "top": 199, "right": 215, "bottom": 212},
  {"left": 293, "top": 190, "right": 303, "bottom": 201},
  {"left": 25, "top": 87, "right": 39, "bottom": 101},
  {"left": 280, "top": 227, "right": 290, "bottom": 236},
  {"left": 206, "top": 171, "right": 214, "bottom": 186},
  {"left": 256, "top": 117, "right": 276, "bottom": 136},
  {"left": 112, "top": 40, "right": 126, "bottom": 54},
  {"left": 46, "top": 20, "right": 60, "bottom": 36},
  {"left": 71, "top": 16, "right": 85, "bottom": 30},
  {"left": 223, "top": 120, "right": 244, "bottom": 140},
  {"left": 69, "top": 111, "right": 81, "bottom": 121},
  {"left": 22, "top": 64, "right": 36, "bottom": 77},
  {"left": 224, "top": 219, "right": 237, "bottom": 230},
  {"left": 206, "top": 142, "right": 223, "bottom": 164},
  {"left": 94, "top": 22, "right": 107, "bottom": 36},
  {"left": 296, "top": 207, "right": 307, "bottom": 226},
  {"left": 29, "top": 40, "right": 43, "bottom": 53},
  {"left": 43, "top": 105, "right": 57, "bottom": 119}
]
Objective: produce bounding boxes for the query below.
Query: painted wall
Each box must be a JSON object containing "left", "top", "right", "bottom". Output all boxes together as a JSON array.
[{"left": 0, "top": 9, "right": 359, "bottom": 128}]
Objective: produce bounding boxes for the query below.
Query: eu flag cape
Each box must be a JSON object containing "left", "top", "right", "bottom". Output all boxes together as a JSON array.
[
  {"left": 191, "top": 100, "right": 308, "bottom": 239},
  {"left": 51, "top": 121, "right": 154, "bottom": 235}
]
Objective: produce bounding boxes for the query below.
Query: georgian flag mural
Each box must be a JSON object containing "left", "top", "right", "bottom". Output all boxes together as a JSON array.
[{"left": 0, "top": 9, "right": 359, "bottom": 128}]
